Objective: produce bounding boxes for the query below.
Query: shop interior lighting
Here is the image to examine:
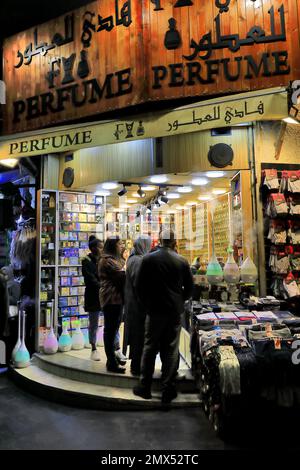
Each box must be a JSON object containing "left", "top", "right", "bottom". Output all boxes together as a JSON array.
[
  {"left": 118, "top": 185, "right": 128, "bottom": 197},
  {"left": 283, "top": 117, "right": 300, "bottom": 124},
  {"left": 191, "top": 177, "right": 209, "bottom": 186},
  {"left": 150, "top": 175, "right": 168, "bottom": 184},
  {"left": 126, "top": 198, "right": 138, "bottom": 203},
  {"left": 102, "top": 182, "right": 119, "bottom": 190},
  {"left": 177, "top": 186, "right": 192, "bottom": 193},
  {"left": 205, "top": 171, "right": 225, "bottom": 178},
  {"left": 137, "top": 186, "right": 146, "bottom": 198},
  {"left": 95, "top": 189, "right": 111, "bottom": 196},
  {"left": 141, "top": 185, "right": 156, "bottom": 191},
  {"left": 198, "top": 195, "right": 212, "bottom": 201},
  {"left": 167, "top": 192, "right": 180, "bottom": 199},
  {"left": 185, "top": 201, "right": 197, "bottom": 206},
  {"left": 212, "top": 188, "right": 227, "bottom": 195},
  {"left": 0, "top": 158, "right": 19, "bottom": 168}
]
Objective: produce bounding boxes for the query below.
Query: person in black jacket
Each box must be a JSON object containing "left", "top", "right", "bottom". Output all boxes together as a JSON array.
[
  {"left": 133, "top": 230, "right": 194, "bottom": 404},
  {"left": 82, "top": 236, "right": 103, "bottom": 361}
]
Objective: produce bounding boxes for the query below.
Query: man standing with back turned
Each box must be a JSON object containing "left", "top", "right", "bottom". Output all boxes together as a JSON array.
[{"left": 133, "top": 230, "right": 194, "bottom": 404}]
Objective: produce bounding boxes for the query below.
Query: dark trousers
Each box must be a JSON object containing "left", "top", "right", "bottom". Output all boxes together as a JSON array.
[
  {"left": 140, "top": 314, "right": 182, "bottom": 393},
  {"left": 103, "top": 304, "right": 123, "bottom": 368}
]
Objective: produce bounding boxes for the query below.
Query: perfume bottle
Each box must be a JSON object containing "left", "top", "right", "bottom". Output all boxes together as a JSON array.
[{"left": 206, "top": 255, "right": 224, "bottom": 284}]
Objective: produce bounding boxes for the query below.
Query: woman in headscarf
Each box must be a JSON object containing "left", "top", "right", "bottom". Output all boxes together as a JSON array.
[{"left": 124, "top": 236, "right": 152, "bottom": 375}]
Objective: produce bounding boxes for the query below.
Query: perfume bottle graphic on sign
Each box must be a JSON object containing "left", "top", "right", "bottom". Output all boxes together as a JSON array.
[
  {"left": 61, "top": 53, "right": 76, "bottom": 84},
  {"left": 125, "top": 122, "right": 134, "bottom": 139},
  {"left": 136, "top": 121, "right": 145, "bottom": 137},
  {"left": 77, "top": 50, "right": 90, "bottom": 79},
  {"left": 164, "top": 18, "right": 181, "bottom": 50}
]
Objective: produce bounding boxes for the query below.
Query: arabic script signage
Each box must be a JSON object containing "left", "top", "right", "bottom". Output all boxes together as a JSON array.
[
  {"left": 3, "top": 0, "right": 299, "bottom": 134},
  {"left": 0, "top": 88, "right": 287, "bottom": 159}
]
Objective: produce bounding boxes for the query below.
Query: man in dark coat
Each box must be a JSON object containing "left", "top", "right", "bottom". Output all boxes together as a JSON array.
[
  {"left": 133, "top": 230, "right": 194, "bottom": 404},
  {"left": 82, "top": 236, "right": 103, "bottom": 361}
]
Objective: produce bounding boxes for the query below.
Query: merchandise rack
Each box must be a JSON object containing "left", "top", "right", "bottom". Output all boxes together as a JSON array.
[{"left": 36, "top": 190, "right": 105, "bottom": 351}]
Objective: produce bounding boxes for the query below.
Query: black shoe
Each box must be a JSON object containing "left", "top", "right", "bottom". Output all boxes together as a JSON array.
[
  {"left": 133, "top": 385, "right": 152, "bottom": 400},
  {"left": 162, "top": 389, "right": 177, "bottom": 404},
  {"left": 116, "top": 357, "right": 127, "bottom": 366},
  {"left": 106, "top": 366, "right": 126, "bottom": 374}
]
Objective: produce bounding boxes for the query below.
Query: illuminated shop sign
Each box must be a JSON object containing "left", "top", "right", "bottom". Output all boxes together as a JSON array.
[{"left": 3, "top": 0, "right": 299, "bottom": 134}]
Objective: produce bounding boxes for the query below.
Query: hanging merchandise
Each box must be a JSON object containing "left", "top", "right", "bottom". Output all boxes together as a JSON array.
[
  {"left": 240, "top": 256, "right": 258, "bottom": 283},
  {"left": 14, "top": 311, "right": 30, "bottom": 368},
  {"left": 58, "top": 321, "right": 72, "bottom": 352},
  {"left": 71, "top": 320, "right": 85, "bottom": 350},
  {"left": 289, "top": 196, "right": 300, "bottom": 216},
  {"left": 288, "top": 221, "right": 300, "bottom": 245},
  {"left": 280, "top": 170, "right": 300, "bottom": 193},
  {"left": 10, "top": 223, "right": 36, "bottom": 270},
  {"left": 268, "top": 220, "right": 287, "bottom": 245},
  {"left": 262, "top": 169, "right": 280, "bottom": 190},
  {"left": 43, "top": 300, "right": 58, "bottom": 354},
  {"left": 223, "top": 247, "right": 240, "bottom": 284},
  {"left": 283, "top": 273, "right": 300, "bottom": 298},
  {"left": 11, "top": 301, "right": 22, "bottom": 363},
  {"left": 265, "top": 194, "right": 289, "bottom": 218}
]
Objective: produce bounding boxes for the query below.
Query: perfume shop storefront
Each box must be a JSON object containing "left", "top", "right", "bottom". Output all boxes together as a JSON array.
[{"left": 2, "top": 0, "right": 300, "bottom": 424}]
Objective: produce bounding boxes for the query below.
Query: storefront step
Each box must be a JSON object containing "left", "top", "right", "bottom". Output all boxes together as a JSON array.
[
  {"left": 33, "top": 352, "right": 197, "bottom": 393},
  {"left": 10, "top": 365, "right": 201, "bottom": 411}
]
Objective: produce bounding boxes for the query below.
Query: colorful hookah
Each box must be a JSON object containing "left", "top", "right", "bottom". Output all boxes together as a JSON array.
[
  {"left": 71, "top": 320, "right": 85, "bottom": 350},
  {"left": 58, "top": 321, "right": 72, "bottom": 352},
  {"left": 11, "top": 301, "right": 22, "bottom": 364},
  {"left": 43, "top": 300, "right": 58, "bottom": 354},
  {"left": 224, "top": 246, "right": 240, "bottom": 285},
  {"left": 14, "top": 310, "right": 31, "bottom": 368}
]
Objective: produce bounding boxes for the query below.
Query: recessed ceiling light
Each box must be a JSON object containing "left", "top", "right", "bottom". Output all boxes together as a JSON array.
[
  {"left": 191, "top": 177, "right": 209, "bottom": 186},
  {"left": 205, "top": 171, "right": 225, "bottom": 178},
  {"left": 126, "top": 199, "right": 138, "bottom": 203},
  {"left": 198, "top": 195, "right": 212, "bottom": 201},
  {"left": 120, "top": 204, "right": 130, "bottom": 209},
  {"left": 283, "top": 117, "right": 300, "bottom": 124},
  {"left": 185, "top": 201, "right": 197, "bottom": 206},
  {"left": 167, "top": 209, "right": 176, "bottom": 214},
  {"left": 167, "top": 192, "right": 180, "bottom": 199},
  {"left": 178, "top": 186, "right": 192, "bottom": 193},
  {"left": 0, "top": 158, "right": 19, "bottom": 168},
  {"left": 150, "top": 175, "right": 168, "bottom": 183},
  {"left": 102, "top": 182, "right": 119, "bottom": 190},
  {"left": 175, "top": 205, "right": 185, "bottom": 210},
  {"left": 141, "top": 185, "right": 156, "bottom": 191},
  {"left": 212, "top": 189, "right": 227, "bottom": 195},
  {"left": 132, "top": 193, "right": 140, "bottom": 198},
  {"left": 95, "top": 190, "right": 111, "bottom": 196}
]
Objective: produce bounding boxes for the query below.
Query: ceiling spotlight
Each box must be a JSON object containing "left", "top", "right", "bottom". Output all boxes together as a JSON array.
[
  {"left": 158, "top": 187, "right": 167, "bottom": 196},
  {"left": 178, "top": 186, "right": 192, "bottom": 193},
  {"left": 160, "top": 195, "right": 169, "bottom": 204},
  {"left": 137, "top": 186, "right": 146, "bottom": 198},
  {"left": 205, "top": 171, "right": 225, "bottom": 178},
  {"left": 198, "top": 195, "right": 212, "bottom": 201},
  {"left": 150, "top": 175, "right": 168, "bottom": 184},
  {"left": 102, "top": 182, "right": 119, "bottom": 190},
  {"left": 191, "top": 177, "right": 209, "bottom": 186},
  {"left": 118, "top": 185, "right": 128, "bottom": 197}
]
